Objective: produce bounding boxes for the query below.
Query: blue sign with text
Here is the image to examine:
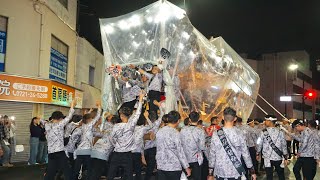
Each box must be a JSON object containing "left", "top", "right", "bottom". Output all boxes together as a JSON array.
[
  {"left": 49, "top": 48, "right": 68, "bottom": 84},
  {"left": 0, "top": 31, "right": 7, "bottom": 72}
]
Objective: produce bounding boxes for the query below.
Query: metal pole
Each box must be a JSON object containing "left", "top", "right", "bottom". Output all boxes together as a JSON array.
[
  {"left": 285, "top": 70, "right": 287, "bottom": 116},
  {"left": 250, "top": 98, "right": 268, "bottom": 115},
  {"left": 257, "top": 94, "right": 288, "bottom": 120},
  {"left": 312, "top": 98, "right": 316, "bottom": 119},
  {"left": 302, "top": 80, "right": 305, "bottom": 119}
]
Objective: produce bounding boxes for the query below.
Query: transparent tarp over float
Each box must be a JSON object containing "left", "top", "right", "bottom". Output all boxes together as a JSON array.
[{"left": 99, "top": 0, "right": 260, "bottom": 121}]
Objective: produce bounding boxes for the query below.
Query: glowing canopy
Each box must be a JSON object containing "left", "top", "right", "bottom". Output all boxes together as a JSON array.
[{"left": 100, "top": 0, "right": 260, "bottom": 121}]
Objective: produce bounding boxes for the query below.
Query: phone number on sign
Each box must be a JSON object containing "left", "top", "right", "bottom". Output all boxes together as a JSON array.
[{"left": 12, "top": 90, "right": 48, "bottom": 99}]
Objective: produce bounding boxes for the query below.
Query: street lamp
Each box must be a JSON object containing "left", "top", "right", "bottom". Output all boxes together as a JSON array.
[
  {"left": 285, "top": 63, "right": 298, "bottom": 116},
  {"left": 288, "top": 64, "right": 298, "bottom": 71}
]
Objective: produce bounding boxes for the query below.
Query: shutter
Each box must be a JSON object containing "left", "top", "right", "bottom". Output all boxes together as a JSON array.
[
  {"left": 44, "top": 105, "right": 78, "bottom": 120},
  {"left": 60, "top": 107, "right": 69, "bottom": 117},
  {"left": 44, "top": 104, "right": 76, "bottom": 119},
  {"left": 0, "top": 101, "right": 33, "bottom": 163},
  {"left": 44, "top": 104, "right": 70, "bottom": 120},
  {"left": 44, "top": 104, "right": 58, "bottom": 120}
]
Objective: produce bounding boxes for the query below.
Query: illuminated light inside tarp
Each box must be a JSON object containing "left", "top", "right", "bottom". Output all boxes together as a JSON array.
[
  {"left": 178, "top": 43, "right": 184, "bottom": 50},
  {"left": 189, "top": 51, "right": 195, "bottom": 58},
  {"left": 146, "top": 39, "right": 152, "bottom": 45},
  {"left": 132, "top": 41, "right": 140, "bottom": 48},
  {"left": 229, "top": 82, "right": 240, "bottom": 93},
  {"left": 243, "top": 86, "right": 252, "bottom": 96},
  {"left": 123, "top": 53, "right": 130, "bottom": 59},
  {"left": 209, "top": 52, "right": 222, "bottom": 63},
  {"left": 182, "top": 31, "right": 190, "bottom": 40},
  {"left": 118, "top": 20, "right": 129, "bottom": 30},
  {"left": 142, "top": 30, "right": 147, "bottom": 35},
  {"left": 105, "top": 25, "right": 114, "bottom": 34},
  {"left": 154, "top": 4, "right": 171, "bottom": 23},
  {"left": 211, "top": 86, "right": 219, "bottom": 90},
  {"left": 128, "top": 14, "right": 142, "bottom": 27},
  {"left": 224, "top": 55, "right": 233, "bottom": 63},
  {"left": 146, "top": 17, "right": 153, "bottom": 23}
]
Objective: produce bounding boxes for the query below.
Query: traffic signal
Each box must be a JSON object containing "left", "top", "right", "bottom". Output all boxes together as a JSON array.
[{"left": 304, "top": 89, "right": 317, "bottom": 99}]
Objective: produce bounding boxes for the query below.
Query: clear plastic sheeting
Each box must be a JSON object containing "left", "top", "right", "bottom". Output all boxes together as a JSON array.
[{"left": 100, "top": 0, "right": 260, "bottom": 121}]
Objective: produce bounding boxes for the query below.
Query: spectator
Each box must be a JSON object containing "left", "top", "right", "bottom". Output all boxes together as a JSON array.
[
  {"left": 0, "top": 145, "right": 3, "bottom": 166},
  {"left": 0, "top": 146, "right": 3, "bottom": 160},
  {"left": 37, "top": 123, "right": 48, "bottom": 164},
  {"left": 7, "top": 116, "right": 17, "bottom": 164},
  {"left": 206, "top": 116, "right": 221, "bottom": 136},
  {"left": 0, "top": 115, "right": 12, "bottom": 167},
  {"left": 29, "top": 117, "right": 41, "bottom": 165}
]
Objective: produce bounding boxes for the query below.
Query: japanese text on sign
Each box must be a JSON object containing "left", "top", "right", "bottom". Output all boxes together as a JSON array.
[{"left": 49, "top": 48, "right": 68, "bottom": 84}]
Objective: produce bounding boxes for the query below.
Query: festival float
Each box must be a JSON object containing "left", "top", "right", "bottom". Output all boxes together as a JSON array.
[{"left": 99, "top": 0, "right": 260, "bottom": 122}]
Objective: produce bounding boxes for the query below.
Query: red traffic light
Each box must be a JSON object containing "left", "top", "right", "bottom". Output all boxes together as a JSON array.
[{"left": 304, "top": 89, "right": 316, "bottom": 99}]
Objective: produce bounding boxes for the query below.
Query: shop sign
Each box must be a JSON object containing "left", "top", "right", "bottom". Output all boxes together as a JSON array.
[
  {"left": 0, "top": 74, "right": 83, "bottom": 108},
  {"left": 0, "top": 31, "right": 7, "bottom": 72},
  {"left": 49, "top": 48, "right": 68, "bottom": 84},
  {"left": 51, "top": 81, "right": 74, "bottom": 107},
  {"left": 0, "top": 74, "right": 51, "bottom": 103}
]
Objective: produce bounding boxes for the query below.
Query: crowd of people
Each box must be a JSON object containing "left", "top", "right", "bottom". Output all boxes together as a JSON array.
[{"left": 0, "top": 63, "right": 320, "bottom": 180}]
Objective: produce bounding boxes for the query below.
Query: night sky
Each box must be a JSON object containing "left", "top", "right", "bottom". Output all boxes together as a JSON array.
[{"left": 78, "top": 0, "right": 320, "bottom": 86}]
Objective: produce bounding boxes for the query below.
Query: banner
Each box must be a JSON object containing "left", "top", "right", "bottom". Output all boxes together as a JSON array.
[
  {"left": 49, "top": 48, "right": 68, "bottom": 84},
  {"left": 0, "top": 74, "right": 83, "bottom": 108},
  {"left": 0, "top": 31, "right": 6, "bottom": 72}
]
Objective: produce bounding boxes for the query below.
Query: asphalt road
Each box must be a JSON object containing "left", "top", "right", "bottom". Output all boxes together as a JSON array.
[{"left": 0, "top": 161, "right": 319, "bottom": 180}]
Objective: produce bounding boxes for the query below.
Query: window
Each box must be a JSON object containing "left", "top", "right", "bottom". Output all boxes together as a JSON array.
[
  {"left": 58, "top": 0, "right": 68, "bottom": 9},
  {"left": 0, "top": 16, "right": 8, "bottom": 72},
  {"left": 50, "top": 35, "right": 68, "bottom": 84},
  {"left": 89, "top": 66, "right": 95, "bottom": 86},
  {"left": 297, "top": 71, "right": 312, "bottom": 85}
]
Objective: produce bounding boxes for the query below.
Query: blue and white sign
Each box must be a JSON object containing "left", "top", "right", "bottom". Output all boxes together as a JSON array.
[
  {"left": 49, "top": 48, "right": 68, "bottom": 84},
  {"left": 0, "top": 31, "right": 7, "bottom": 72}
]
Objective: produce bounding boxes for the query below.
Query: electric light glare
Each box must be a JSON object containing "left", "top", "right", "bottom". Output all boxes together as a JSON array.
[
  {"left": 132, "top": 41, "right": 140, "bottom": 48},
  {"left": 105, "top": 25, "right": 114, "bottom": 34},
  {"left": 118, "top": 20, "right": 129, "bottom": 30},
  {"left": 189, "top": 51, "right": 195, "bottom": 58},
  {"left": 288, "top": 64, "right": 298, "bottom": 71},
  {"left": 182, "top": 32, "right": 190, "bottom": 40},
  {"left": 129, "top": 15, "right": 141, "bottom": 27},
  {"left": 178, "top": 43, "right": 184, "bottom": 50}
]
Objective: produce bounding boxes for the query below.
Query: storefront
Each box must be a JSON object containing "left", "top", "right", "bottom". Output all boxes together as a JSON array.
[{"left": 0, "top": 74, "right": 83, "bottom": 162}]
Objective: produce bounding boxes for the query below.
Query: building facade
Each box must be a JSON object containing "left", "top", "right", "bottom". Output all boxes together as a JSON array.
[
  {"left": 76, "top": 37, "right": 105, "bottom": 108},
  {"left": 245, "top": 51, "right": 319, "bottom": 120},
  {"left": 0, "top": 0, "right": 83, "bottom": 162}
]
